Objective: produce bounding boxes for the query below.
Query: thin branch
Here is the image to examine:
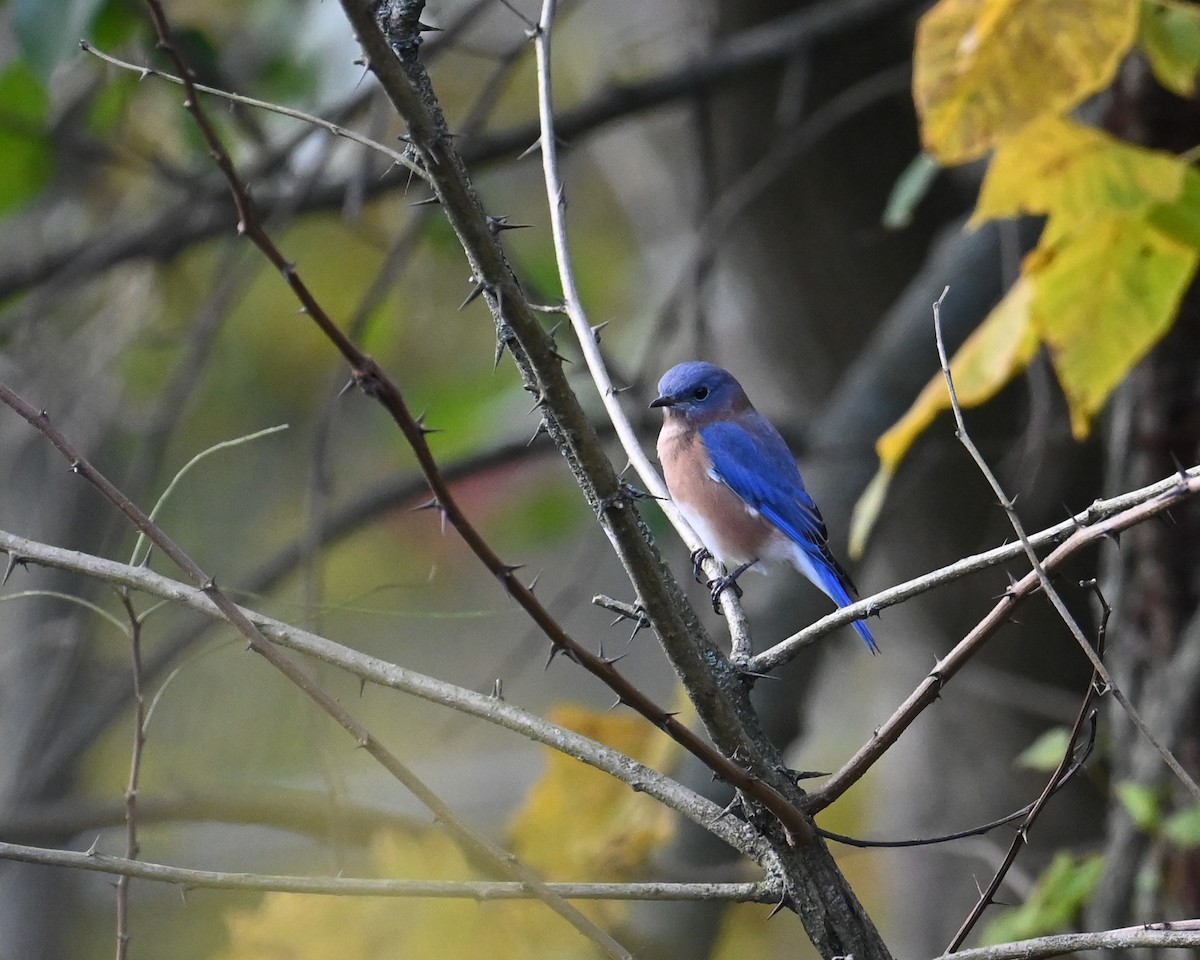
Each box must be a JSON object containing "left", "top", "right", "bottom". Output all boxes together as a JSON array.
[
  {"left": 748, "top": 462, "right": 1200, "bottom": 673},
  {"left": 79, "top": 42, "right": 419, "bottom": 173},
  {"left": 114, "top": 594, "right": 146, "bottom": 960},
  {"left": 931, "top": 287, "right": 1200, "bottom": 805},
  {"left": 531, "top": 0, "right": 753, "bottom": 651},
  {"left": 0, "top": 378, "right": 630, "bottom": 960},
  {"left": 930, "top": 919, "right": 1200, "bottom": 960},
  {"left": 0, "top": 839, "right": 774, "bottom": 902},
  {"left": 804, "top": 467, "right": 1200, "bottom": 814},
  {"left": 0, "top": 529, "right": 770, "bottom": 864},
  {"left": 946, "top": 586, "right": 1107, "bottom": 951}
]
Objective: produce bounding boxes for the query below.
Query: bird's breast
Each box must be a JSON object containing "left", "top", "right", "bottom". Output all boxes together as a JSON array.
[{"left": 657, "top": 420, "right": 773, "bottom": 567}]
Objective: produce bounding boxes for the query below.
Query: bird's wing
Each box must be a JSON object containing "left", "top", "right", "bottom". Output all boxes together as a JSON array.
[
  {"left": 700, "top": 416, "right": 877, "bottom": 652},
  {"left": 698, "top": 417, "right": 829, "bottom": 550}
]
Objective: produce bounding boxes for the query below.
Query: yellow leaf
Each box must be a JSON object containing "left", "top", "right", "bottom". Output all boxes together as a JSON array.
[
  {"left": 915, "top": 0, "right": 1140, "bottom": 164},
  {"left": 509, "top": 705, "right": 679, "bottom": 881},
  {"left": 1030, "top": 216, "right": 1199, "bottom": 437},
  {"left": 850, "top": 279, "right": 1038, "bottom": 555},
  {"left": 1140, "top": 0, "right": 1200, "bottom": 96},
  {"left": 971, "top": 115, "right": 1187, "bottom": 227},
  {"left": 877, "top": 277, "right": 1038, "bottom": 472}
]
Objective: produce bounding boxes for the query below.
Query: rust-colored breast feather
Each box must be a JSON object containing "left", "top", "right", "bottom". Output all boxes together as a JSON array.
[{"left": 657, "top": 417, "right": 773, "bottom": 567}]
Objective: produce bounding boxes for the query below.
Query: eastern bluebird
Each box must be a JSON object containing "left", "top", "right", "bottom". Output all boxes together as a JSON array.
[{"left": 651, "top": 361, "right": 878, "bottom": 653}]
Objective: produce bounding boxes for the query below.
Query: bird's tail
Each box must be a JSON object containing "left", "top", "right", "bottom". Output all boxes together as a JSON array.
[{"left": 803, "top": 551, "right": 879, "bottom": 655}]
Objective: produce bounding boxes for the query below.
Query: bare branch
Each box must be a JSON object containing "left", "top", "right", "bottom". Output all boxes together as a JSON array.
[
  {"left": 0, "top": 839, "right": 775, "bottom": 903},
  {"left": 931, "top": 287, "right": 1200, "bottom": 804},
  {"left": 749, "top": 462, "right": 1200, "bottom": 673},
  {"left": 930, "top": 919, "right": 1200, "bottom": 960},
  {"left": 0, "top": 373, "right": 628, "bottom": 960},
  {"left": 806, "top": 467, "right": 1200, "bottom": 813},
  {"left": 0, "top": 528, "right": 770, "bottom": 863}
]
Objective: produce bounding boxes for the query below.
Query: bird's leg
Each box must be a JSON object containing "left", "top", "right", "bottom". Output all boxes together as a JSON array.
[
  {"left": 689, "top": 546, "right": 712, "bottom": 585},
  {"left": 708, "top": 560, "right": 755, "bottom": 614}
]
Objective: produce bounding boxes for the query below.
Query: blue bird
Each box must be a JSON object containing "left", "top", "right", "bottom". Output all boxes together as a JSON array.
[{"left": 651, "top": 361, "right": 878, "bottom": 653}]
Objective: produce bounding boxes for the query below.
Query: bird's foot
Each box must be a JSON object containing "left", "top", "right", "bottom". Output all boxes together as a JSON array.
[
  {"left": 707, "top": 560, "right": 754, "bottom": 614},
  {"left": 689, "top": 546, "right": 712, "bottom": 585}
]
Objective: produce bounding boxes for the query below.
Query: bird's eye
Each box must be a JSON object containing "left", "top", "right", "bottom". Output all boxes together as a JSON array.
[{"left": 692, "top": 387, "right": 709, "bottom": 400}]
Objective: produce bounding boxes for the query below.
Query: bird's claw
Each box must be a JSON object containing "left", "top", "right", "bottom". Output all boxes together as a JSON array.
[
  {"left": 689, "top": 547, "right": 712, "bottom": 585},
  {"left": 707, "top": 573, "right": 743, "bottom": 614}
]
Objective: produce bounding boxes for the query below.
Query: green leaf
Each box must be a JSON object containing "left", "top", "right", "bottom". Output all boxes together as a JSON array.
[
  {"left": 1140, "top": 0, "right": 1200, "bottom": 96},
  {"left": 13, "top": 0, "right": 106, "bottom": 82},
  {"left": 1163, "top": 803, "right": 1200, "bottom": 848},
  {"left": 882, "top": 152, "right": 941, "bottom": 229},
  {"left": 1016, "top": 727, "right": 1073, "bottom": 771},
  {"left": 980, "top": 851, "right": 1105, "bottom": 944},
  {"left": 0, "top": 61, "right": 53, "bottom": 214},
  {"left": 1115, "top": 781, "right": 1163, "bottom": 832}
]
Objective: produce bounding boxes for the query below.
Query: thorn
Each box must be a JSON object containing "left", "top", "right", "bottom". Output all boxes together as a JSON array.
[
  {"left": 358, "top": 676, "right": 368, "bottom": 697},
  {"left": 544, "top": 644, "right": 562, "bottom": 670},
  {"left": 606, "top": 383, "right": 633, "bottom": 396},
  {"left": 86, "top": 836, "right": 100, "bottom": 856},
  {"left": 459, "top": 278, "right": 488, "bottom": 311},
  {"left": 412, "top": 496, "right": 442, "bottom": 513},
  {"left": 766, "top": 893, "right": 790, "bottom": 919},
  {"left": 517, "top": 137, "right": 542, "bottom": 161},
  {"left": 409, "top": 195, "right": 441, "bottom": 207},
  {"left": 200, "top": 577, "right": 217, "bottom": 593},
  {"left": 416, "top": 20, "right": 442, "bottom": 32},
  {"left": 491, "top": 678, "right": 504, "bottom": 700},
  {"left": 619, "top": 480, "right": 659, "bottom": 502},
  {"left": 486, "top": 215, "right": 530, "bottom": 234},
  {"left": 527, "top": 420, "right": 549, "bottom": 446},
  {"left": 2, "top": 553, "right": 28, "bottom": 585},
  {"left": 1169, "top": 450, "right": 1188, "bottom": 480},
  {"left": 527, "top": 393, "right": 548, "bottom": 415},
  {"left": 414, "top": 411, "right": 440, "bottom": 435},
  {"left": 527, "top": 570, "right": 543, "bottom": 592},
  {"left": 590, "top": 320, "right": 610, "bottom": 343},
  {"left": 789, "top": 769, "right": 829, "bottom": 782},
  {"left": 493, "top": 337, "right": 508, "bottom": 371}
]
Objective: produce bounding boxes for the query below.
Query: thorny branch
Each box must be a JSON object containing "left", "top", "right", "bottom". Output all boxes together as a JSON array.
[
  {"left": 0, "top": 527, "right": 770, "bottom": 864},
  {"left": 931, "top": 287, "right": 1200, "bottom": 805},
  {"left": 0, "top": 377, "right": 630, "bottom": 960}
]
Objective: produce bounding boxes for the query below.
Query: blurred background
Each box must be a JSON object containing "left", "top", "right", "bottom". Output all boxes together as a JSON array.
[{"left": 1, "top": 0, "right": 1198, "bottom": 957}]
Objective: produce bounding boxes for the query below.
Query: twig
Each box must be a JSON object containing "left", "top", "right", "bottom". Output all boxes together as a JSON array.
[
  {"left": 0, "top": 377, "right": 629, "bottom": 960},
  {"left": 945, "top": 584, "right": 1108, "bottom": 952},
  {"left": 114, "top": 594, "right": 146, "bottom": 960},
  {"left": 532, "top": 0, "right": 756, "bottom": 657},
  {"left": 0, "top": 528, "right": 770, "bottom": 863},
  {"left": 749, "top": 462, "right": 1200, "bottom": 673},
  {"left": 804, "top": 468, "right": 1200, "bottom": 814},
  {"left": 0, "top": 838, "right": 775, "bottom": 902},
  {"left": 931, "top": 287, "right": 1200, "bottom": 804},
  {"left": 80, "top": 41, "right": 419, "bottom": 173},
  {"left": 929, "top": 919, "right": 1200, "bottom": 960}
]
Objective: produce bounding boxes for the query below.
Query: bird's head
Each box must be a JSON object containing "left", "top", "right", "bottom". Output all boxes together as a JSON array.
[{"left": 650, "top": 362, "right": 750, "bottom": 420}]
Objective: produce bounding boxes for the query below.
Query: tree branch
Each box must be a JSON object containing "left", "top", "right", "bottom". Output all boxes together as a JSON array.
[{"left": 0, "top": 839, "right": 775, "bottom": 903}]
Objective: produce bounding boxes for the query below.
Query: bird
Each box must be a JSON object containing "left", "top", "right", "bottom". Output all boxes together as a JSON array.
[{"left": 650, "top": 361, "right": 878, "bottom": 653}]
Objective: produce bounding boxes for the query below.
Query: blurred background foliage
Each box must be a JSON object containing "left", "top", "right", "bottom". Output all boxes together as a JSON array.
[{"left": 2, "top": 0, "right": 1200, "bottom": 958}]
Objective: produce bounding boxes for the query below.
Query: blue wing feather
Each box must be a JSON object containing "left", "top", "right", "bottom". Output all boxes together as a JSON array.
[{"left": 699, "top": 417, "right": 878, "bottom": 653}]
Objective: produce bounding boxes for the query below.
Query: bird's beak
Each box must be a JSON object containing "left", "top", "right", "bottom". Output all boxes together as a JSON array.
[{"left": 649, "top": 395, "right": 676, "bottom": 409}]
